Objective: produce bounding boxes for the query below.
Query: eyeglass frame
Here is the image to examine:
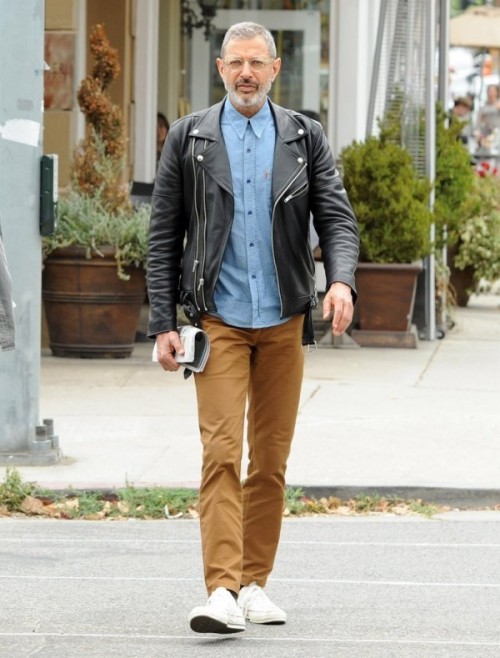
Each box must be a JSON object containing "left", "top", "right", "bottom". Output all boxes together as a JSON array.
[{"left": 222, "top": 57, "right": 276, "bottom": 72}]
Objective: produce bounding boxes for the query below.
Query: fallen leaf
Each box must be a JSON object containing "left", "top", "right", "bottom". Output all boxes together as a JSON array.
[
  {"left": 20, "top": 496, "right": 45, "bottom": 515},
  {"left": 164, "top": 505, "right": 183, "bottom": 519}
]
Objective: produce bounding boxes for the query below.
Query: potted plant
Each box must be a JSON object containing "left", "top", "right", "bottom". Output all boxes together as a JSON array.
[
  {"left": 339, "top": 133, "right": 433, "bottom": 347},
  {"left": 429, "top": 104, "right": 477, "bottom": 314},
  {"left": 450, "top": 163, "right": 500, "bottom": 305},
  {"left": 42, "top": 24, "right": 149, "bottom": 358}
]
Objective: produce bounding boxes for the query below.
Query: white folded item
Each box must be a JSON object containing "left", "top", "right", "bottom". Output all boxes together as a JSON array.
[{"left": 152, "top": 325, "right": 210, "bottom": 373}]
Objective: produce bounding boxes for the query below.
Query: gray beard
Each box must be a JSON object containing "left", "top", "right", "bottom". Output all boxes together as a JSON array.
[{"left": 225, "top": 79, "right": 272, "bottom": 111}]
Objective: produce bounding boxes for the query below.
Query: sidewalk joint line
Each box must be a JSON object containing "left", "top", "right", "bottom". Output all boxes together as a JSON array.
[
  {"left": 0, "top": 632, "right": 499, "bottom": 647},
  {"left": 1, "top": 575, "right": 498, "bottom": 587}
]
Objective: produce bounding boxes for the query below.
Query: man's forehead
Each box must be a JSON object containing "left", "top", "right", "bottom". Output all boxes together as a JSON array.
[{"left": 224, "top": 35, "right": 270, "bottom": 55}]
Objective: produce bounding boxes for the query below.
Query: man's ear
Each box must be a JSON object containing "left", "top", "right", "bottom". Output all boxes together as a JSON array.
[
  {"left": 216, "top": 58, "right": 225, "bottom": 79},
  {"left": 271, "top": 57, "right": 282, "bottom": 81}
]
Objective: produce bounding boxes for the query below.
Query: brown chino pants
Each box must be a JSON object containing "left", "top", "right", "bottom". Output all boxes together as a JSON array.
[{"left": 194, "top": 314, "right": 304, "bottom": 594}]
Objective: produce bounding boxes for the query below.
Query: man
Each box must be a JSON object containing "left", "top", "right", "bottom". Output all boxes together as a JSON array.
[
  {"left": 0, "top": 216, "right": 15, "bottom": 352},
  {"left": 148, "top": 22, "right": 359, "bottom": 634}
]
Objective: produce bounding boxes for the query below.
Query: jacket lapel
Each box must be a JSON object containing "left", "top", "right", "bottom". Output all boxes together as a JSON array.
[
  {"left": 186, "top": 100, "right": 310, "bottom": 200},
  {"left": 270, "top": 103, "right": 309, "bottom": 202},
  {"left": 188, "top": 102, "right": 233, "bottom": 195}
]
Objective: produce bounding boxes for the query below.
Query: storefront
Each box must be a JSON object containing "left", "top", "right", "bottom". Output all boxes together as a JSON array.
[{"left": 44, "top": 0, "right": 380, "bottom": 186}]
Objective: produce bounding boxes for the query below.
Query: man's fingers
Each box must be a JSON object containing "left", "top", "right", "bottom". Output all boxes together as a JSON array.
[{"left": 155, "top": 331, "right": 182, "bottom": 371}]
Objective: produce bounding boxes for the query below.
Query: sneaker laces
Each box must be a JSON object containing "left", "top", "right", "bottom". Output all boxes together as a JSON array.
[{"left": 243, "top": 584, "right": 275, "bottom": 608}]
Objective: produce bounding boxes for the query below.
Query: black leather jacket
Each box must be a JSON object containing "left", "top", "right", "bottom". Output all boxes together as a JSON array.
[{"left": 148, "top": 99, "right": 359, "bottom": 343}]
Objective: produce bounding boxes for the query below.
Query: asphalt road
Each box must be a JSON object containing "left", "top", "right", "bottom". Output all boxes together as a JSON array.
[{"left": 0, "top": 513, "right": 499, "bottom": 658}]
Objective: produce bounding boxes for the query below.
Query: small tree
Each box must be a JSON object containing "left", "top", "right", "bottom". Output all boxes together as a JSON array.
[
  {"left": 43, "top": 24, "right": 149, "bottom": 279},
  {"left": 71, "top": 24, "right": 129, "bottom": 213}
]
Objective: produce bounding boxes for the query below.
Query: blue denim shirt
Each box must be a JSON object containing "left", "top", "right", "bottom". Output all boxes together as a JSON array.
[{"left": 214, "top": 99, "right": 286, "bottom": 328}]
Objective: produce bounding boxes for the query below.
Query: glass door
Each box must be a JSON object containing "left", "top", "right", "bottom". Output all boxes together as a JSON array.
[{"left": 189, "top": 10, "right": 321, "bottom": 115}]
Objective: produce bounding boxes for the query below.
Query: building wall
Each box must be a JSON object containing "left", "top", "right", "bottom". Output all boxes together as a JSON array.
[
  {"left": 43, "top": 0, "right": 379, "bottom": 186},
  {"left": 44, "top": 0, "right": 134, "bottom": 186},
  {"left": 330, "top": 0, "right": 380, "bottom": 155},
  {"left": 44, "top": 0, "right": 79, "bottom": 187}
]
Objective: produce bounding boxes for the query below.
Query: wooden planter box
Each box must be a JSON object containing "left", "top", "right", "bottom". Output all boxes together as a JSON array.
[
  {"left": 351, "top": 262, "right": 423, "bottom": 348},
  {"left": 42, "top": 247, "right": 146, "bottom": 358}
]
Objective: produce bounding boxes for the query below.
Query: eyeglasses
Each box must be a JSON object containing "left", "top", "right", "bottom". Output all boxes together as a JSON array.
[{"left": 223, "top": 57, "right": 275, "bottom": 72}]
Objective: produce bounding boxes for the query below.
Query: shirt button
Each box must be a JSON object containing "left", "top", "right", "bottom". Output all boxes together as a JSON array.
[
  {"left": 249, "top": 242, "right": 254, "bottom": 247},
  {"left": 298, "top": 128, "right": 304, "bottom": 135},
  {"left": 246, "top": 179, "right": 251, "bottom": 183},
  {"left": 251, "top": 275, "right": 256, "bottom": 279},
  {"left": 297, "top": 157, "right": 304, "bottom": 164},
  {"left": 197, "top": 155, "right": 203, "bottom": 161},
  {"left": 248, "top": 210, "right": 253, "bottom": 215},
  {"left": 247, "top": 148, "right": 251, "bottom": 153}
]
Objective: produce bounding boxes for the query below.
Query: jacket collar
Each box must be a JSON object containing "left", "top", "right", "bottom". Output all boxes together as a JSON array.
[
  {"left": 188, "top": 98, "right": 310, "bottom": 199},
  {"left": 189, "top": 97, "right": 310, "bottom": 143}
]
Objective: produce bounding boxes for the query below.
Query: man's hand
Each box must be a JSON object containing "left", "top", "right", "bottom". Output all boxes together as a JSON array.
[
  {"left": 155, "top": 330, "right": 184, "bottom": 372},
  {"left": 322, "top": 282, "right": 354, "bottom": 336}
]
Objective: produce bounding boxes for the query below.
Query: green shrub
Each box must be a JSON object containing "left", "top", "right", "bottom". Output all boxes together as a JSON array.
[
  {"left": 340, "top": 136, "right": 432, "bottom": 263},
  {"left": 42, "top": 189, "right": 150, "bottom": 280},
  {"left": 454, "top": 171, "right": 500, "bottom": 283},
  {"left": 434, "top": 104, "right": 476, "bottom": 250}
]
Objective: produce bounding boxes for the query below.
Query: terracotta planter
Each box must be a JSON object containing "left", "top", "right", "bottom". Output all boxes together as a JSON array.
[
  {"left": 42, "top": 246, "right": 146, "bottom": 358},
  {"left": 352, "top": 262, "right": 423, "bottom": 347}
]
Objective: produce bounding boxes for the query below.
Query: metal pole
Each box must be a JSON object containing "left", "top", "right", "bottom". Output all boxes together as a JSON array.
[
  {"left": 437, "top": 0, "right": 451, "bottom": 334},
  {"left": 0, "top": 0, "right": 60, "bottom": 464},
  {"left": 366, "top": 0, "right": 388, "bottom": 138},
  {"left": 424, "top": 0, "right": 437, "bottom": 341}
]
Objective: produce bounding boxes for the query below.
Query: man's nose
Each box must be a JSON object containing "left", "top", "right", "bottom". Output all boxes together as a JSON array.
[{"left": 240, "top": 60, "right": 254, "bottom": 74}]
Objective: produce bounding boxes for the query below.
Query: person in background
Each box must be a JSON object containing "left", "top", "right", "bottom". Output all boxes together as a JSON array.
[
  {"left": 148, "top": 22, "right": 359, "bottom": 635},
  {"left": 156, "top": 112, "right": 170, "bottom": 168},
  {"left": 477, "top": 85, "right": 500, "bottom": 147},
  {"left": 0, "top": 216, "right": 15, "bottom": 351},
  {"left": 451, "top": 96, "right": 475, "bottom": 152}
]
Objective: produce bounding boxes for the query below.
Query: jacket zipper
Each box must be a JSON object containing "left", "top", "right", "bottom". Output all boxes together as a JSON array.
[
  {"left": 284, "top": 179, "right": 308, "bottom": 203},
  {"left": 191, "top": 139, "right": 201, "bottom": 312},
  {"left": 271, "top": 160, "right": 308, "bottom": 315},
  {"left": 190, "top": 139, "right": 209, "bottom": 312},
  {"left": 198, "top": 165, "right": 208, "bottom": 310}
]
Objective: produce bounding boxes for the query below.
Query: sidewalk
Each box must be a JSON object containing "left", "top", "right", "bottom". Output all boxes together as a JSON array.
[{"left": 8, "top": 293, "right": 500, "bottom": 503}]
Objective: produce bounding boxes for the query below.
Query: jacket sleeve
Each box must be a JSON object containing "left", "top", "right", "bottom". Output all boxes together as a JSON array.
[
  {"left": 309, "top": 126, "right": 359, "bottom": 299},
  {"left": 147, "top": 124, "right": 187, "bottom": 336}
]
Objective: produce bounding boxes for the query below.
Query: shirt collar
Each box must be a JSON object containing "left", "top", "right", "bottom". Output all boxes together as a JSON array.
[{"left": 222, "top": 98, "right": 272, "bottom": 139}]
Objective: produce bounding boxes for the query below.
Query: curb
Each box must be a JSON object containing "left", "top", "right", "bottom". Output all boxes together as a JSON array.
[
  {"left": 297, "top": 485, "right": 500, "bottom": 509},
  {"left": 23, "top": 483, "right": 500, "bottom": 510}
]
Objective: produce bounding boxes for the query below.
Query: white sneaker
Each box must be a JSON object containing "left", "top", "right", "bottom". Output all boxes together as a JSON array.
[
  {"left": 189, "top": 587, "right": 246, "bottom": 634},
  {"left": 238, "top": 583, "right": 287, "bottom": 625}
]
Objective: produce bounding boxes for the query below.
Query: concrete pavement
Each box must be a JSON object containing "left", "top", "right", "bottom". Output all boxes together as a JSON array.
[
  {"left": 1, "top": 294, "right": 500, "bottom": 658},
  {"left": 1, "top": 513, "right": 500, "bottom": 657},
  {"left": 4, "top": 293, "right": 500, "bottom": 503}
]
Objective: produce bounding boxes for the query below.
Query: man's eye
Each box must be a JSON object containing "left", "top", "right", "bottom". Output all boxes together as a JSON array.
[{"left": 225, "top": 58, "right": 269, "bottom": 71}]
